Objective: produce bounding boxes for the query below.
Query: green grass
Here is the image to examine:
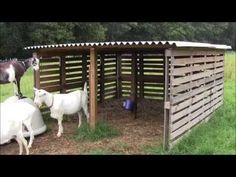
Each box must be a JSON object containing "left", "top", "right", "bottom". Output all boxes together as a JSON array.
[
  {"left": 143, "top": 51, "right": 236, "bottom": 154},
  {"left": 0, "top": 69, "right": 34, "bottom": 102},
  {"left": 74, "top": 121, "right": 121, "bottom": 142}
]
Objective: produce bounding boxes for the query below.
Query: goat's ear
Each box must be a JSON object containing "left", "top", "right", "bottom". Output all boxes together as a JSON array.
[{"left": 33, "top": 87, "right": 38, "bottom": 92}]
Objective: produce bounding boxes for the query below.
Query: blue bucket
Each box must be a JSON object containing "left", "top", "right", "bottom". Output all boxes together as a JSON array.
[{"left": 123, "top": 99, "right": 135, "bottom": 111}]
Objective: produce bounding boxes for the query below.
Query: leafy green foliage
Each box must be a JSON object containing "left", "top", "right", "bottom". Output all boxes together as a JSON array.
[{"left": 0, "top": 22, "right": 235, "bottom": 59}]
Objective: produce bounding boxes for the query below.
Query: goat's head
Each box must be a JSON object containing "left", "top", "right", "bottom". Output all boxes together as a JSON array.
[
  {"left": 31, "top": 57, "right": 39, "bottom": 71},
  {"left": 33, "top": 88, "right": 47, "bottom": 108}
]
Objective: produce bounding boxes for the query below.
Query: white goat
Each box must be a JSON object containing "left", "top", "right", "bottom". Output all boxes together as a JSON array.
[
  {"left": 34, "top": 82, "right": 89, "bottom": 137},
  {"left": 0, "top": 102, "right": 36, "bottom": 155}
]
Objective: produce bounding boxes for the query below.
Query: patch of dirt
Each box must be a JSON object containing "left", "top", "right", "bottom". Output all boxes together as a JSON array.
[{"left": 0, "top": 99, "right": 164, "bottom": 155}]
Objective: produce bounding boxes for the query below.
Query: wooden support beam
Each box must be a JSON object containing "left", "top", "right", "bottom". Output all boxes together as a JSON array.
[
  {"left": 33, "top": 52, "right": 40, "bottom": 89},
  {"left": 82, "top": 53, "right": 88, "bottom": 84},
  {"left": 100, "top": 53, "right": 105, "bottom": 103},
  {"left": 60, "top": 56, "right": 66, "bottom": 93},
  {"left": 89, "top": 48, "right": 97, "bottom": 129},
  {"left": 131, "top": 52, "right": 138, "bottom": 119},
  {"left": 163, "top": 49, "right": 171, "bottom": 150},
  {"left": 139, "top": 53, "right": 144, "bottom": 99},
  {"left": 116, "top": 52, "right": 122, "bottom": 98}
]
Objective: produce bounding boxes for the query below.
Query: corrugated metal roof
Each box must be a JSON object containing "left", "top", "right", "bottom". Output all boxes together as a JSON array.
[{"left": 24, "top": 41, "right": 232, "bottom": 50}]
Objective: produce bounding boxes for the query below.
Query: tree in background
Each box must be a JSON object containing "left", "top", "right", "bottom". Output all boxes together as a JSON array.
[{"left": 0, "top": 22, "right": 235, "bottom": 59}]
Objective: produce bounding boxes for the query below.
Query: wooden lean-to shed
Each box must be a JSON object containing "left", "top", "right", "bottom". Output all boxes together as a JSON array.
[{"left": 24, "top": 41, "right": 231, "bottom": 149}]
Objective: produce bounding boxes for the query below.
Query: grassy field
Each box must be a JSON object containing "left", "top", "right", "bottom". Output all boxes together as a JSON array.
[{"left": 0, "top": 52, "right": 235, "bottom": 154}]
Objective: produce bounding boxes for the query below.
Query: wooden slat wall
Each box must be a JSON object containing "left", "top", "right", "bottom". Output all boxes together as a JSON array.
[
  {"left": 168, "top": 49, "right": 225, "bottom": 147},
  {"left": 38, "top": 51, "right": 165, "bottom": 105},
  {"left": 121, "top": 53, "right": 164, "bottom": 100}
]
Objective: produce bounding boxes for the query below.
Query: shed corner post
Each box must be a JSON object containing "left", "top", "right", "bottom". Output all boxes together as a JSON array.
[
  {"left": 33, "top": 52, "right": 40, "bottom": 89},
  {"left": 89, "top": 47, "right": 98, "bottom": 129},
  {"left": 163, "top": 49, "right": 172, "bottom": 150}
]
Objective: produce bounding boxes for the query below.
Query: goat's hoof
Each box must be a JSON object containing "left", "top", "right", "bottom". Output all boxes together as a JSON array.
[
  {"left": 28, "top": 145, "right": 32, "bottom": 149},
  {"left": 57, "top": 133, "right": 62, "bottom": 137}
]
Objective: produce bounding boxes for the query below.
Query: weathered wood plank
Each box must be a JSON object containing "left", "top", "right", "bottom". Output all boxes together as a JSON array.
[
  {"left": 172, "top": 78, "right": 223, "bottom": 104},
  {"left": 172, "top": 55, "right": 224, "bottom": 65},
  {"left": 116, "top": 53, "right": 122, "bottom": 98},
  {"left": 131, "top": 52, "right": 138, "bottom": 119},
  {"left": 89, "top": 48, "right": 97, "bottom": 129},
  {"left": 40, "top": 64, "right": 59, "bottom": 70},
  {"left": 166, "top": 49, "right": 224, "bottom": 57},
  {"left": 170, "top": 98, "right": 223, "bottom": 140},
  {"left": 40, "top": 81, "right": 60, "bottom": 88},
  {"left": 171, "top": 86, "right": 223, "bottom": 113},
  {"left": 171, "top": 91, "right": 223, "bottom": 132},
  {"left": 40, "top": 76, "right": 60, "bottom": 82},
  {"left": 172, "top": 62, "right": 224, "bottom": 76},
  {"left": 172, "top": 67, "right": 224, "bottom": 86},
  {"left": 60, "top": 56, "right": 66, "bottom": 93},
  {"left": 171, "top": 90, "right": 223, "bottom": 122},
  {"left": 40, "top": 70, "right": 60, "bottom": 76},
  {"left": 172, "top": 72, "right": 224, "bottom": 94},
  {"left": 99, "top": 53, "right": 105, "bottom": 103}
]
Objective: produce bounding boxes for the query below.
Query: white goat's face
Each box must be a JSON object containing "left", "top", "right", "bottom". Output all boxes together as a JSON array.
[
  {"left": 31, "top": 57, "right": 39, "bottom": 71},
  {"left": 33, "top": 88, "right": 46, "bottom": 108}
]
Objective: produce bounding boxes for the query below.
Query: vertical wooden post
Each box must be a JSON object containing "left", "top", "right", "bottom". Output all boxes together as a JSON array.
[
  {"left": 82, "top": 53, "right": 88, "bottom": 85},
  {"left": 163, "top": 49, "right": 171, "bottom": 150},
  {"left": 131, "top": 52, "right": 138, "bottom": 119},
  {"left": 60, "top": 56, "right": 66, "bottom": 93},
  {"left": 89, "top": 48, "right": 97, "bottom": 129},
  {"left": 33, "top": 52, "right": 40, "bottom": 89},
  {"left": 139, "top": 53, "right": 144, "bottom": 99},
  {"left": 100, "top": 53, "right": 105, "bottom": 103},
  {"left": 116, "top": 52, "right": 122, "bottom": 99}
]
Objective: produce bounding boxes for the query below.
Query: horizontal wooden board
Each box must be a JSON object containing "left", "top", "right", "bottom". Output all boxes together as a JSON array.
[
  {"left": 121, "top": 75, "right": 164, "bottom": 83},
  {"left": 171, "top": 89, "right": 223, "bottom": 122},
  {"left": 40, "top": 70, "right": 60, "bottom": 76},
  {"left": 40, "top": 64, "right": 59, "bottom": 70},
  {"left": 40, "top": 81, "right": 60, "bottom": 88},
  {"left": 171, "top": 93, "right": 223, "bottom": 132},
  {"left": 65, "top": 68, "right": 82, "bottom": 73},
  {"left": 172, "top": 72, "right": 224, "bottom": 94},
  {"left": 40, "top": 76, "right": 60, "bottom": 82},
  {"left": 143, "top": 60, "right": 164, "bottom": 64},
  {"left": 66, "top": 73, "right": 82, "bottom": 79},
  {"left": 172, "top": 55, "right": 224, "bottom": 65},
  {"left": 171, "top": 86, "right": 223, "bottom": 114},
  {"left": 65, "top": 63, "right": 82, "bottom": 68},
  {"left": 172, "top": 79, "right": 223, "bottom": 104},
  {"left": 64, "top": 57, "right": 82, "bottom": 62},
  {"left": 172, "top": 62, "right": 224, "bottom": 76},
  {"left": 172, "top": 67, "right": 224, "bottom": 86},
  {"left": 66, "top": 78, "right": 83, "bottom": 84},
  {"left": 166, "top": 49, "right": 224, "bottom": 57},
  {"left": 40, "top": 85, "right": 61, "bottom": 92},
  {"left": 40, "top": 59, "right": 59, "bottom": 63}
]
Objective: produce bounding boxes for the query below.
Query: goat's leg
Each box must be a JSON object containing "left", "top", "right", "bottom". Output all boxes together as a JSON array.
[
  {"left": 78, "top": 112, "right": 82, "bottom": 128},
  {"left": 82, "top": 104, "right": 89, "bottom": 123},
  {"left": 24, "top": 121, "right": 34, "bottom": 149},
  {"left": 15, "top": 136, "right": 23, "bottom": 155},
  {"left": 13, "top": 81, "right": 18, "bottom": 95},
  {"left": 57, "top": 117, "right": 63, "bottom": 137},
  {"left": 16, "top": 79, "right": 23, "bottom": 98}
]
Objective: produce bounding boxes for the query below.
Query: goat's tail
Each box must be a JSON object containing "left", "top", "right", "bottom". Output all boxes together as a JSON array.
[{"left": 83, "top": 82, "right": 87, "bottom": 93}]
